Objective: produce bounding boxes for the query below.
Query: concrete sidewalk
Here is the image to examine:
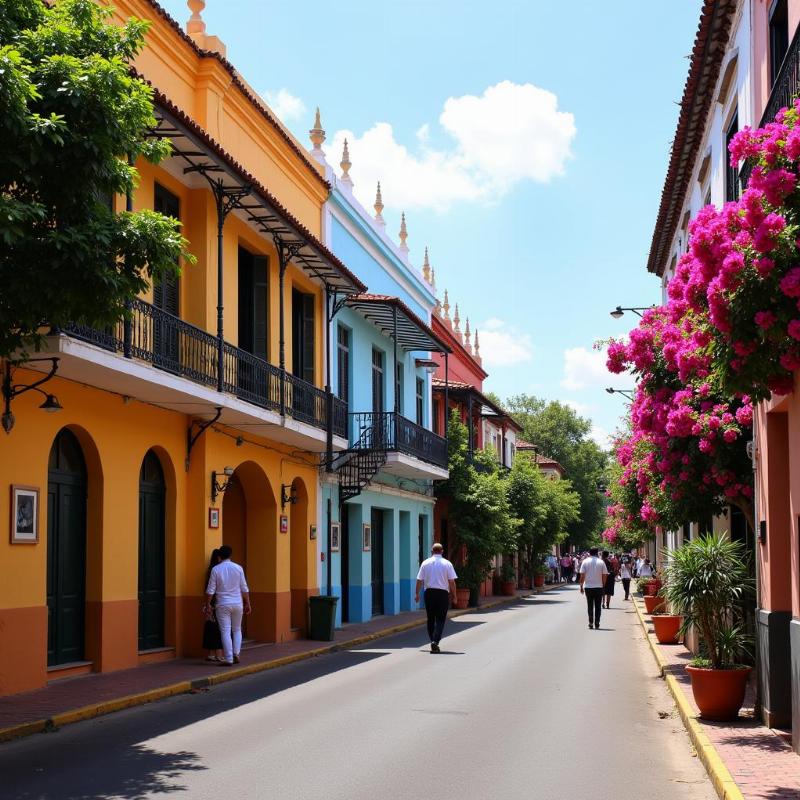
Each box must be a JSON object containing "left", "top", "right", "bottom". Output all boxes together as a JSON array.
[
  {"left": 0, "top": 587, "right": 550, "bottom": 744},
  {"left": 633, "top": 595, "right": 800, "bottom": 800}
]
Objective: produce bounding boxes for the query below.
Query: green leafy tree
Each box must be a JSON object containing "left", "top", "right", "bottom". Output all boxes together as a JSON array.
[
  {"left": 505, "top": 394, "right": 607, "bottom": 547},
  {"left": 1, "top": 0, "right": 193, "bottom": 359},
  {"left": 437, "top": 411, "right": 519, "bottom": 590},
  {"left": 506, "top": 452, "right": 580, "bottom": 578}
]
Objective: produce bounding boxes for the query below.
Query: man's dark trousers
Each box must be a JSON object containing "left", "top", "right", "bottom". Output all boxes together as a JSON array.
[
  {"left": 585, "top": 587, "right": 603, "bottom": 627},
  {"left": 424, "top": 588, "right": 450, "bottom": 644}
]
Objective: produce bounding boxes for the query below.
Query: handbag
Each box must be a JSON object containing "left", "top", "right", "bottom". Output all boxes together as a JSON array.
[{"left": 202, "top": 616, "right": 222, "bottom": 650}]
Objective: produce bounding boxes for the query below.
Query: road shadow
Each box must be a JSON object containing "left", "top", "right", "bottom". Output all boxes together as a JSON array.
[{"left": 1, "top": 648, "right": 387, "bottom": 800}]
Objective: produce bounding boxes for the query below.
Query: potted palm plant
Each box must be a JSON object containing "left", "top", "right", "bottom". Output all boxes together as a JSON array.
[
  {"left": 499, "top": 559, "right": 516, "bottom": 596},
  {"left": 644, "top": 593, "right": 666, "bottom": 614},
  {"left": 532, "top": 562, "right": 548, "bottom": 588},
  {"left": 662, "top": 533, "right": 754, "bottom": 720}
]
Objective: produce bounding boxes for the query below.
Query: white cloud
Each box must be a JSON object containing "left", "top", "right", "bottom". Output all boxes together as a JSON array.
[
  {"left": 563, "top": 399, "right": 591, "bottom": 416},
  {"left": 476, "top": 318, "right": 534, "bottom": 368},
  {"left": 590, "top": 424, "right": 612, "bottom": 451},
  {"left": 326, "top": 80, "right": 575, "bottom": 212},
  {"left": 561, "top": 346, "right": 612, "bottom": 391},
  {"left": 263, "top": 88, "right": 306, "bottom": 122}
]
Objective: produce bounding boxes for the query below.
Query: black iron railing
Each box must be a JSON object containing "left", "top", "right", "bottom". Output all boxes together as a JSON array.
[
  {"left": 62, "top": 298, "right": 334, "bottom": 434},
  {"left": 349, "top": 411, "right": 448, "bottom": 468},
  {"left": 741, "top": 23, "right": 800, "bottom": 189}
]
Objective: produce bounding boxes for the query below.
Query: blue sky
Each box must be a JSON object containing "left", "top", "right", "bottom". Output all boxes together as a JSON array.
[{"left": 158, "top": 0, "right": 702, "bottom": 446}]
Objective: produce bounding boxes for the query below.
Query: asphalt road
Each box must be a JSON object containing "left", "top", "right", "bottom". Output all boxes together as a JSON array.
[{"left": 1, "top": 584, "right": 715, "bottom": 800}]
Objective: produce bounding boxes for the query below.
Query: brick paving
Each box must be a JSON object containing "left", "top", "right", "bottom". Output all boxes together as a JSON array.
[
  {"left": 0, "top": 590, "right": 535, "bottom": 736},
  {"left": 637, "top": 599, "right": 800, "bottom": 800}
]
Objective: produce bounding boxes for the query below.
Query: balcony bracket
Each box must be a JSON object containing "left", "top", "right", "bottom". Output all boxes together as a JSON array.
[{"left": 186, "top": 405, "right": 222, "bottom": 471}]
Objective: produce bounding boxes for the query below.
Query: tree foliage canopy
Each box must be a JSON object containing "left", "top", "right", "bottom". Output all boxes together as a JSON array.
[
  {"left": 505, "top": 395, "right": 607, "bottom": 546},
  {"left": 0, "top": 0, "right": 193, "bottom": 358}
]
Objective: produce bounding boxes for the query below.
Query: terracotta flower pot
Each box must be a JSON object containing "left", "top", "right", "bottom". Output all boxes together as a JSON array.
[
  {"left": 685, "top": 665, "right": 751, "bottom": 721},
  {"left": 646, "top": 579, "right": 662, "bottom": 596},
  {"left": 651, "top": 614, "right": 682, "bottom": 644},
  {"left": 454, "top": 588, "right": 470, "bottom": 609},
  {"left": 533, "top": 574, "right": 545, "bottom": 588},
  {"left": 644, "top": 595, "right": 666, "bottom": 614},
  {"left": 501, "top": 580, "right": 516, "bottom": 597}
]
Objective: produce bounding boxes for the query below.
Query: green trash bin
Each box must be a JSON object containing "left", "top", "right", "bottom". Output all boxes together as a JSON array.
[{"left": 308, "top": 595, "right": 339, "bottom": 641}]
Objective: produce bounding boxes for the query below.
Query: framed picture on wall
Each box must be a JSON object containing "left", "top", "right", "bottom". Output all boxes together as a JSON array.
[
  {"left": 280, "top": 515, "right": 289, "bottom": 533},
  {"left": 362, "top": 522, "right": 371, "bottom": 552},
  {"left": 309, "top": 524, "right": 317, "bottom": 540},
  {"left": 10, "top": 485, "right": 39, "bottom": 544},
  {"left": 330, "top": 522, "right": 341, "bottom": 552},
  {"left": 208, "top": 508, "right": 220, "bottom": 529}
]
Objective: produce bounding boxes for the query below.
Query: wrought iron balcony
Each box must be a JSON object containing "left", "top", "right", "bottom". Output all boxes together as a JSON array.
[
  {"left": 741, "top": 23, "right": 800, "bottom": 189},
  {"left": 349, "top": 411, "right": 448, "bottom": 469},
  {"left": 62, "top": 298, "right": 343, "bottom": 437}
]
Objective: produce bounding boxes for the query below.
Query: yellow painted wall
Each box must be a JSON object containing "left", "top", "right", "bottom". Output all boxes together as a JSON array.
[{"left": 111, "top": 0, "right": 327, "bottom": 236}]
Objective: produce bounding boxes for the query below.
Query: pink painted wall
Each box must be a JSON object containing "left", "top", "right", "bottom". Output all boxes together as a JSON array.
[{"left": 752, "top": 0, "right": 800, "bottom": 121}]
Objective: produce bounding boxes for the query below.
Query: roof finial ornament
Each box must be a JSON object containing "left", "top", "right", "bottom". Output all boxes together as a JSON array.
[
  {"left": 430, "top": 265, "right": 436, "bottom": 290},
  {"left": 453, "top": 303, "right": 462, "bottom": 340},
  {"left": 186, "top": 0, "right": 226, "bottom": 55},
  {"left": 422, "top": 247, "right": 431, "bottom": 283},
  {"left": 374, "top": 181, "right": 385, "bottom": 227},
  {"left": 309, "top": 107, "right": 326, "bottom": 155},
  {"left": 464, "top": 317, "right": 472, "bottom": 353},
  {"left": 187, "top": 0, "right": 206, "bottom": 36},
  {"left": 434, "top": 294, "right": 442, "bottom": 316},
  {"left": 340, "top": 138, "right": 353, "bottom": 186},
  {"left": 399, "top": 212, "right": 409, "bottom": 255},
  {"left": 443, "top": 289, "right": 451, "bottom": 325},
  {"left": 474, "top": 329, "right": 481, "bottom": 363}
]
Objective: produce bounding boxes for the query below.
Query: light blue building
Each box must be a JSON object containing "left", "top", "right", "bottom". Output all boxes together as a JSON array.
[{"left": 308, "top": 118, "right": 451, "bottom": 625}]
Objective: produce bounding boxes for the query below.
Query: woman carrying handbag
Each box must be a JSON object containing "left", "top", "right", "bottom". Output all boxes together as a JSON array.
[{"left": 202, "top": 549, "right": 224, "bottom": 662}]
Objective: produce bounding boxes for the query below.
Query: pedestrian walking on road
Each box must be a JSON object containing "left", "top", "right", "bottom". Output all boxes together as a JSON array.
[
  {"left": 560, "top": 554, "right": 573, "bottom": 583},
  {"left": 619, "top": 556, "right": 633, "bottom": 600},
  {"left": 202, "top": 548, "right": 224, "bottom": 662},
  {"left": 415, "top": 543, "right": 457, "bottom": 654},
  {"left": 602, "top": 550, "right": 616, "bottom": 609},
  {"left": 579, "top": 547, "right": 608, "bottom": 629},
  {"left": 204, "top": 545, "right": 251, "bottom": 666}
]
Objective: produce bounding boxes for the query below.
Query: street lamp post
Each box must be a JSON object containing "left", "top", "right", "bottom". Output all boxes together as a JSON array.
[
  {"left": 609, "top": 305, "right": 655, "bottom": 319},
  {"left": 605, "top": 387, "right": 634, "bottom": 400}
]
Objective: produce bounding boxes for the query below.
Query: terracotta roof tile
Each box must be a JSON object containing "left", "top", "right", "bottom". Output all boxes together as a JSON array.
[{"left": 646, "top": 0, "right": 737, "bottom": 277}]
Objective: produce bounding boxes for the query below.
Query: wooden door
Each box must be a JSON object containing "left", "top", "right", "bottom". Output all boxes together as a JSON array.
[
  {"left": 371, "top": 509, "right": 384, "bottom": 616},
  {"left": 138, "top": 451, "right": 166, "bottom": 651},
  {"left": 47, "top": 430, "right": 87, "bottom": 666}
]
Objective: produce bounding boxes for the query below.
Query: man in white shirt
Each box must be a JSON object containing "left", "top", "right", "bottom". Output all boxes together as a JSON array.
[
  {"left": 579, "top": 547, "right": 608, "bottom": 629},
  {"left": 204, "top": 545, "right": 251, "bottom": 666},
  {"left": 415, "top": 543, "right": 457, "bottom": 653}
]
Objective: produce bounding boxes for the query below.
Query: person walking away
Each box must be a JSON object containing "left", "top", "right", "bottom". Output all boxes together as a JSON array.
[
  {"left": 571, "top": 554, "right": 579, "bottom": 582},
  {"left": 602, "top": 550, "right": 616, "bottom": 609},
  {"left": 619, "top": 556, "right": 632, "bottom": 600},
  {"left": 204, "top": 545, "right": 250, "bottom": 666},
  {"left": 560, "top": 553, "right": 572, "bottom": 583},
  {"left": 202, "top": 548, "right": 224, "bottom": 662},
  {"left": 579, "top": 547, "right": 608, "bottom": 629},
  {"left": 415, "top": 543, "right": 457, "bottom": 654}
]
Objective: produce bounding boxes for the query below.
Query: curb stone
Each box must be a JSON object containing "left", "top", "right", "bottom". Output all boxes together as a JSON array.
[
  {"left": 632, "top": 597, "right": 746, "bottom": 800},
  {"left": 0, "top": 586, "right": 557, "bottom": 744}
]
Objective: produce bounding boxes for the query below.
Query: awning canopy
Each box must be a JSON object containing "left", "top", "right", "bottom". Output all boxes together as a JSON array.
[
  {"left": 345, "top": 295, "right": 451, "bottom": 354},
  {"left": 150, "top": 95, "right": 366, "bottom": 295},
  {"left": 433, "top": 379, "right": 521, "bottom": 430}
]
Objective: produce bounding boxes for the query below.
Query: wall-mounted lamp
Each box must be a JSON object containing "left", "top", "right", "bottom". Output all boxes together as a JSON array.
[
  {"left": 211, "top": 466, "right": 235, "bottom": 503},
  {"left": 281, "top": 483, "right": 297, "bottom": 510},
  {"left": 2, "top": 358, "right": 62, "bottom": 434}
]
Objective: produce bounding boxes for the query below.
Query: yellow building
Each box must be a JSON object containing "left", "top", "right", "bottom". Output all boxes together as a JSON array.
[{"left": 0, "top": 0, "right": 364, "bottom": 696}]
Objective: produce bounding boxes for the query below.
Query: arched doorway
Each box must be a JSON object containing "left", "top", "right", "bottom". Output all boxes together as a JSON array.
[
  {"left": 138, "top": 450, "right": 166, "bottom": 650},
  {"left": 289, "top": 478, "right": 309, "bottom": 633},
  {"left": 221, "top": 462, "right": 276, "bottom": 642},
  {"left": 47, "top": 428, "right": 87, "bottom": 666}
]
